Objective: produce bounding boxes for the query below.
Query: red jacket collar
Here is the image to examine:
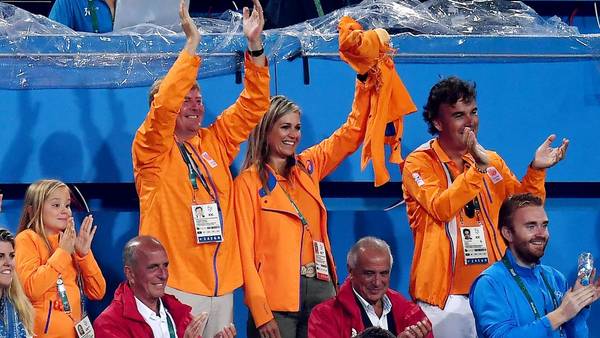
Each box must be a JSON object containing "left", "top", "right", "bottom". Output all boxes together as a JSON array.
[{"left": 114, "top": 282, "right": 192, "bottom": 326}]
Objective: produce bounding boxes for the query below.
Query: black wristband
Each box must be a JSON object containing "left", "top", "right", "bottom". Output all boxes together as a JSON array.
[{"left": 248, "top": 47, "right": 264, "bottom": 57}]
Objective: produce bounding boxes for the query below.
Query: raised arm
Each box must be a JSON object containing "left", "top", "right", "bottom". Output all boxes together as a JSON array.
[
  {"left": 132, "top": 0, "right": 201, "bottom": 179},
  {"left": 299, "top": 77, "right": 372, "bottom": 181},
  {"left": 243, "top": 0, "right": 266, "bottom": 67},
  {"left": 207, "top": 0, "right": 270, "bottom": 163},
  {"left": 73, "top": 215, "right": 106, "bottom": 299}
]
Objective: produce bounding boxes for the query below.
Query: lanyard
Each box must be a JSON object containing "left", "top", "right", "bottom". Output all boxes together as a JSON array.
[
  {"left": 312, "top": 0, "right": 324, "bottom": 16},
  {"left": 278, "top": 182, "right": 308, "bottom": 228},
  {"left": 442, "top": 162, "right": 484, "bottom": 226},
  {"left": 56, "top": 265, "right": 87, "bottom": 321},
  {"left": 86, "top": 0, "right": 99, "bottom": 33},
  {"left": 177, "top": 143, "right": 217, "bottom": 203},
  {"left": 165, "top": 308, "right": 176, "bottom": 338},
  {"left": 501, "top": 255, "right": 562, "bottom": 327}
]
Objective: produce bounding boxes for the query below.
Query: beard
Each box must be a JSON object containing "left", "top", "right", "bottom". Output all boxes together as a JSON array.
[{"left": 512, "top": 237, "right": 548, "bottom": 266}]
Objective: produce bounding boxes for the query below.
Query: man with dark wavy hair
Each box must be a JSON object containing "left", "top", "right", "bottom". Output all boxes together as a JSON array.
[{"left": 401, "top": 76, "right": 569, "bottom": 337}]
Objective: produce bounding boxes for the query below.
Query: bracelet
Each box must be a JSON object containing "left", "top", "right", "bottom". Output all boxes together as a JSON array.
[{"left": 248, "top": 47, "right": 264, "bottom": 57}]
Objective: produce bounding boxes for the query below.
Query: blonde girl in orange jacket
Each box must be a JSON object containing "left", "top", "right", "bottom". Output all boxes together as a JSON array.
[{"left": 15, "top": 179, "right": 106, "bottom": 338}]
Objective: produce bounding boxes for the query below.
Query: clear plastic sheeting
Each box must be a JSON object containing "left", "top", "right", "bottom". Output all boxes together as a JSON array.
[{"left": 0, "top": 0, "right": 588, "bottom": 89}]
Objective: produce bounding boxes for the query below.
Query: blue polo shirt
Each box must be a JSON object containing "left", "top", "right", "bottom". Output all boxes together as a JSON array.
[{"left": 49, "top": 0, "right": 113, "bottom": 33}]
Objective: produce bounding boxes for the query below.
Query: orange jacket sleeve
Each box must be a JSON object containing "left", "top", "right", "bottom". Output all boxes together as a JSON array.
[
  {"left": 132, "top": 51, "right": 201, "bottom": 183},
  {"left": 15, "top": 231, "right": 72, "bottom": 301},
  {"left": 492, "top": 152, "right": 547, "bottom": 201},
  {"left": 74, "top": 251, "right": 106, "bottom": 300},
  {"left": 234, "top": 173, "right": 274, "bottom": 327},
  {"left": 299, "top": 78, "right": 372, "bottom": 181},
  {"left": 207, "top": 52, "right": 270, "bottom": 165},
  {"left": 402, "top": 152, "right": 486, "bottom": 225}
]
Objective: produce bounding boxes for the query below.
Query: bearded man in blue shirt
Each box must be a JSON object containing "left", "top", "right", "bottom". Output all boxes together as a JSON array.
[{"left": 470, "top": 193, "right": 600, "bottom": 337}]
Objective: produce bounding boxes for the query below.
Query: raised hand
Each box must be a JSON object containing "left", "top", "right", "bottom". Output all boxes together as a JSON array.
[
  {"left": 242, "top": 0, "right": 264, "bottom": 50},
  {"left": 214, "top": 323, "right": 236, "bottom": 338},
  {"left": 179, "top": 0, "right": 200, "bottom": 55},
  {"left": 531, "top": 134, "right": 569, "bottom": 169},
  {"left": 464, "top": 127, "right": 489, "bottom": 168},
  {"left": 74, "top": 215, "right": 97, "bottom": 256},
  {"left": 258, "top": 319, "right": 281, "bottom": 338},
  {"left": 183, "top": 312, "right": 209, "bottom": 338},
  {"left": 548, "top": 285, "right": 597, "bottom": 329},
  {"left": 578, "top": 268, "right": 600, "bottom": 303},
  {"left": 59, "top": 217, "right": 76, "bottom": 254},
  {"left": 397, "top": 319, "right": 432, "bottom": 338}
]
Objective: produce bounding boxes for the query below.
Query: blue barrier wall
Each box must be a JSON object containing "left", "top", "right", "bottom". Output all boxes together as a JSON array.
[{"left": 1, "top": 34, "right": 599, "bottom": 337}]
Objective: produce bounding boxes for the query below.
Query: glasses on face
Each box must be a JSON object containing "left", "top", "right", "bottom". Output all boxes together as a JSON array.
[{"left": 464, "top": 198, "right": 480, "bottom": 218}]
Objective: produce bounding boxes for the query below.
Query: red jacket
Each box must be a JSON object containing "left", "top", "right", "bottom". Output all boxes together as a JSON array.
[
  {"left": 308, "top": 279, "right": 433, "bottom": 338},
  {"left": 93, "top": 282, "right": 193, "bottom": 338}
]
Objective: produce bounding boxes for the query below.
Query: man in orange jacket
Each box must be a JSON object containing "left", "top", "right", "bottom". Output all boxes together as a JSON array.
[
  {"left": 401, "top": 76, "right": 569, "bottom": 338},
  {"left": 132, "top": 1, "right": 269, "bottom": 337}
]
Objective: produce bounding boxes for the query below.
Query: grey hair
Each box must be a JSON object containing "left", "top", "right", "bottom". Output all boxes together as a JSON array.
[
  {"left": 346, "top": 236, "right": 394, "bottom": 270},
  {"left": 123, "top": 235, "right": 163, "bottom": 267}
]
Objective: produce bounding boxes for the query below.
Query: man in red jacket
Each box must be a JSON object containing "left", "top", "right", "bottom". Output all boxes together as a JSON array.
[
  {"left": 308, "top": 237, "right": 433, "bottom": 338},
  {"left": 93, "top": 236, "right": 236, "bottom": 338}
]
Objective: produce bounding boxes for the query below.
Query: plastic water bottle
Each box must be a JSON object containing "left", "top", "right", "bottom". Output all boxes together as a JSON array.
[{"left": 578, "top": 252, "right": 594, "bottom": 286}]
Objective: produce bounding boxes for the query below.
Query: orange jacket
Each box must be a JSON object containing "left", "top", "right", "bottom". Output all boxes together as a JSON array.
[
  {"left": 132, "top": 51, "right": 270, "bottom": 296},
  {"left": 338, "top": 16, "right": 417, "bottom": 187},
  {"left": 401, "top": 139, "right": 546, "bottom": 308},
  {"left": 15, "top": 229, "right": 106, "bottom": 338},
  {"left": 234, "top": 79, "right": 372, "bottom": 327}
]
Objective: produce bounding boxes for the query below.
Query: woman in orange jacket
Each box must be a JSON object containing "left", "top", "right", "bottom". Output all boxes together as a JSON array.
[
  {"left": 15, "top": 179, "right": 106, "bottom": 338},
  {"left": 234, "top": 83, "right": 372, "bottom": 338}
]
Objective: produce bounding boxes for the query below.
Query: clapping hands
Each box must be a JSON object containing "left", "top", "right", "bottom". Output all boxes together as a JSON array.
[{"left": 531, "top": 134, "right": 569, "bottom": 169}]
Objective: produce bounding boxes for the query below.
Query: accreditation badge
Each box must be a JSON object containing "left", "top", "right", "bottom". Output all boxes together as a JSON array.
[
  {"left": 313, "top": 241, "right": 331, "bottom": 281},
  {"left": 460, "top": 226, "right": 489, "bottom": 265},
  {"left": 486, "top": 166, "right": 503, "bottom": 184},
  {"left": 191, "top": 203, "right": 223, "bottom": 243},
  {"left": 75, "top": 316, "right": 94, "bottom": 338}
]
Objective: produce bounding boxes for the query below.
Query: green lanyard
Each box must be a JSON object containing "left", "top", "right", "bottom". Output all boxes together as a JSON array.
[
  {"left": 87, "top": 0, "right": 100, "bottom": 33},
  {"left": 278, "top": 183, "right": 308, "bottom": 227},
  {"left": 312, "top": 0, "right": 324, "bottom": 16},
  {"left": 165, "top": 310, "right": 176, "bottom": 338},
  {"left": 502, "top": 255, "right": 564, "bottom": 335},
  {"left": 177, "top": 143, "right": 216, "bottom": 201}
]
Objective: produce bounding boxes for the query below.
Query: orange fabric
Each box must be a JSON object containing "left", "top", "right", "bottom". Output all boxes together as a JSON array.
[
  {"left": 132, "top": 50, "right": 270, "bottom": 296},
  {"left": 338, "top": 16, "right": 417, "bottom": 187},
  {"left": 401, "top": 138, "right": 547, "bottom": 308},
  {"left": 234, "top": 79, "right": 372, "bottom": 327},
  {"left": 15, "top": 230, "right": 106, "bottom": 338},
  {"left": 277, "top": 177, "right": 321, "bottom": 265},
  {"left": 444, "top": 160, "right": 495, "bottom": 295},
  {"left": 449, "top": 211, "right": 493, "bottom": 295}
]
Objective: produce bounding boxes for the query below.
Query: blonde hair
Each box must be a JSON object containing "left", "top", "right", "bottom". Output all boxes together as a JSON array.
[
  {"left": 0, "top": 229, "right": 34, "bottom": 335},
  {"left": 242, "top": 95, "right": 301, "bottom": 194},
  {"left": 17, "top": 179, "right": 69, "bottom": 252}
]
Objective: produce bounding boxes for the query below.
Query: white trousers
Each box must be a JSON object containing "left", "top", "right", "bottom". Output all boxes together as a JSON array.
[
  {"left": 165, "top": 286, "right": 233, "bottom": 338},
  {"left": 418, "top": 295, "right": 477, "bottom": 338}
]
